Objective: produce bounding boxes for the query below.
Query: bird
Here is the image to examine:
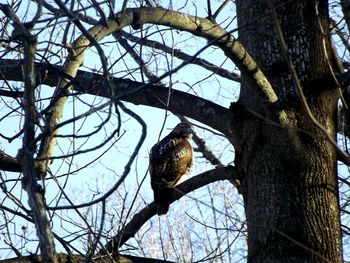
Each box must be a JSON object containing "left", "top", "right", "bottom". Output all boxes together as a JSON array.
[{"left": 149, "top": 122, "right": 193, "bottom": 215}]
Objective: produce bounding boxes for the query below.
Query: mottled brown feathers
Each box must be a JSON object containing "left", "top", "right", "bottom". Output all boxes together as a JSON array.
[{"left": 150, "top": 122, "right": 193, "bottom": 215}]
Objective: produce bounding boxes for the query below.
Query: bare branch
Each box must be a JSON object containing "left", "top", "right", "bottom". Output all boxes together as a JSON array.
[
  {"left": 42, "top": 2, "right": 99, "bottom": 25},
  {"left": 90, "top": 0, "right": 108, "bottom": 26},
  {"left": 341, "top": 0, "right": 350, "bottom": 33},
  {"left": 177, "top": 116, "right": 224, "bottom": 168},
  {"left": 207, "top": 0, "right": 212, "bottom": 18},
  {"left": 31, "top": 6, "right": 276, "bottom": 178},
  {"left": 0, "top": 59, "right": 232, "bottom": 137},
  {"left": 0, "top": 150, "right": 21, "bottom": 172},
  {"left": 0, "top": 3, "right": 58, "bottom": 261},
  {"left": 0, "top": 88, "right": 23, "bottom": 98},
  {"left": 213, "top": 0, "right": 230, "bottom": 20},
  {"left": 20, "top": 33, "right": 57, "bottom": 263},
  {"left": 99, "top": 166, "right": 237, "bottom": 256},
  {"left": 118, "top": 30, "right": 240, "bottom": 82}
]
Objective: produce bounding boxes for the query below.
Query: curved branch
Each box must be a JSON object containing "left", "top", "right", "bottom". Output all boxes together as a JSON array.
[
  {"left": 98, "top": 166, "right": 237, "bottom": 256},
  {"left": 32, "top": 6, "right": 276, "bottom": 176},
  {"left": 132, "top": 7, "right": 276, "bottom": 103},
  {"left": 0, "top": 58, "right": 232, "bottom": 173}
]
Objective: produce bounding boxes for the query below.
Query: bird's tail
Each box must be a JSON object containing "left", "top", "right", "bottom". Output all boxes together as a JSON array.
[
  {"left": 154, "top": 188, "right": 170, "bottom": 215},
  {"left": 156, "top": 202, "right": 170, "bottom": 215}
]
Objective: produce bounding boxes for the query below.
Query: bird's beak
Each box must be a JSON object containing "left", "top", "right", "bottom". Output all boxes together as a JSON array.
[{"left": 183, "top": 127, "right": 193, "bottom": 138}]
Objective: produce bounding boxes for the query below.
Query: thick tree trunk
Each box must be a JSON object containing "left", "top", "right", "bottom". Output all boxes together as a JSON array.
[{"left": 234, "top": 1, "right": 343, "bottom": 262}]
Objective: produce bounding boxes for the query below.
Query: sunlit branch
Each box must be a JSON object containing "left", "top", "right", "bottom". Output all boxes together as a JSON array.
[
  {"left": 32, "top": 6, "right": 277, "bottom": 178},
  {"left": 52, "top": 0, "right": 109, "bottom": 81}
]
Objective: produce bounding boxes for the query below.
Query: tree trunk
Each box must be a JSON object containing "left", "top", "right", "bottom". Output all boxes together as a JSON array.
[{"left": 234, "top": 1, "right": 343, "bottom": 262}]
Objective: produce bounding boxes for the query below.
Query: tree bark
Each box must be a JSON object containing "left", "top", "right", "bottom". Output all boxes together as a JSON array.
[{"left": 234, "top": 0, "right": 343, "bottom": 262}]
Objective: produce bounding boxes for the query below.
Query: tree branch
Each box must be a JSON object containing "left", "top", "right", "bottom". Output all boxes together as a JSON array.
[
  {"left": 0, "top": 3, "right": 57, "bottom": 262},
  {"left": 98, "top": 166, "right": 237, "bottom": 256},
  {"left": 28, "top": 6, "right": 276, "bottom": 177},
  {"left": 0, "top": 58, "right": 232, "bottom": 173},
  {"left": 0, "top": 59, "right": 232, "bottom": 137},
  {"left": 0, "top": 150, "right": 21, "bottom": 172},
  {"left": 118, "top": 30, "right": 240, "bottom": 82},
  {"left": 129, "top": 7, "right": 277, "bottom": 104},
  {"left": 341, "top": 0, "right": 350, "bottom": 34}
]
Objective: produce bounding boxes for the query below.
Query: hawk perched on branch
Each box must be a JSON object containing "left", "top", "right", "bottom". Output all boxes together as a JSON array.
[{"left": 150, "top": 122, "right": 193, "bottom": 215}]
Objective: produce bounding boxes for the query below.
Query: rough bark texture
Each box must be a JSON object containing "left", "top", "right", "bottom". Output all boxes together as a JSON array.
[
  {"left": 20, "top": 34, "right": 57, "bottom": 263},
  {"left": 234, "top": 0, "right": 342, "bottom": 262}
]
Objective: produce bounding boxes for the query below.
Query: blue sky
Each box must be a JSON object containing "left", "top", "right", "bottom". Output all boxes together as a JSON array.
[{"left": 0, "top": 1, "right": 349, "bottom": 261}]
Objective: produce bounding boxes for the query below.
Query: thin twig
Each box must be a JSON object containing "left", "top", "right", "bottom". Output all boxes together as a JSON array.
[
  {"left": 99, "top": 166, "right": 237, "bottom": 255},
  {"left": 213, "top": 0, "right": 230, "bottom": 20},
  {"left": 90, "top": 0, "right": 108, "bottom": 26},
  {"left": 47, "top": 102, "right": 147, "bottom": 211},
  {"left": 84, "top": 200, "right": 106, "bottom": 263},
  {"left": 119, "top": 30, "right": 240, "bottom": 82},
  {"left": 178, "top": 115, "right": 240, "bottom": 189},
  {"left": 207, "top": 0, "right": 212, "bottom": 17}
]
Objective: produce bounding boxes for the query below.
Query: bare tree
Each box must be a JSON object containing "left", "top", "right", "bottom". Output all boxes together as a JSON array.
[{"left": 0, "top": 0, "right": 349, "bottom": 262}]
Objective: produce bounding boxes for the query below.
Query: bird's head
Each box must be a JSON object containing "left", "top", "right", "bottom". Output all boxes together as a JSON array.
[{"left": 171, "top": 122, "right": 193, "bottom": 139}]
